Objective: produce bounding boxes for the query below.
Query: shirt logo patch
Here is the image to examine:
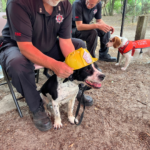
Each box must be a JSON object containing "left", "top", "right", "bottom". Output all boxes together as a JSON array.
[
  {"left": 75, "top": 16, "right": 79, "bottom": 19},
  {"left": 93, "top": 9, "right": 97, "bottom": 14},
  {"left": 56, "top": 14, "right": 64, "bottom": 24},
  {"left": 15, "top": 32, "right": 21, "bottom": 36}
]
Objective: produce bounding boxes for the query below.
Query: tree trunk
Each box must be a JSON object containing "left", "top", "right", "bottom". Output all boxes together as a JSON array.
[
  {"left": 102, "top": 7, "right": 108, "bottom": 16},
  {"left": 141, "top": 0, "right": 143, "bottom": 14},
  {"left": 0, "top": 0, "right": 3, "bottom": 12},
  {"left": 108, "top": 0, "right": 115, "bottom": 16},
  {"left": 132, "top": 0, "right": 137, "bottom": 23},
  {"left": 101, "top": 0, "right": 109, "bottom": 16},
  {"left": 110, "top": 0, "right": 115, "bottom": 16}
]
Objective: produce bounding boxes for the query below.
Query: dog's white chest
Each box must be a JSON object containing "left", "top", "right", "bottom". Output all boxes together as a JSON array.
[{"left": 56, "top": 78, "right": 79, "bottom": 104}]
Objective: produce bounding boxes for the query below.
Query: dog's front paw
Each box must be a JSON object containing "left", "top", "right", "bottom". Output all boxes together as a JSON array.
[
  {"left": 115, "top": 63, "right": 119, "bottom": 66},
  {"left": 68, "top": 116, "right": 78, "bottom": 124},
  {"left": 121, "top": 67, "right": 126, "bottom": 71},
  {"left": 54, "top": 119, "right": 63, "bottom": 129}
]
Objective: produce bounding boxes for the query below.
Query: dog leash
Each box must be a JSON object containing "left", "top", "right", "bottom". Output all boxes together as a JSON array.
[
  {"left": 64, "top": 75, "right": 90, "bottom": 125},
  {"left": 74, "top": 85, "right": 89, "bottom": 125}
]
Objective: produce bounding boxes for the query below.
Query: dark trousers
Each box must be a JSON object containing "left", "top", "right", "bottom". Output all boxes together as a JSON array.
[
  {"left": 0, "top": 38, "right": 86, "bottom": 113},
  {"left": 72, "top": 28, "right": 110, "bottom": 57}
]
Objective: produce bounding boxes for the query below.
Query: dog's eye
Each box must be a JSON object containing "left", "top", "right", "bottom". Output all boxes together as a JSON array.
[
  {"left": 84, "top": 65, "right": 93, "bottom": 74},
  {"left": 110, "top": 40, "right": 112, "bottom": 42},
  {"left": 85, "top": 68, "right": 92, "bottom": 73}
]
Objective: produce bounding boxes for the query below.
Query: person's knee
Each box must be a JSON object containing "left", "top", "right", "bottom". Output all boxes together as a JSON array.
[
  {"left": 90, "top": 29, "right": 98, "bottom": 37},
  {"left": 72, "top": 38, "right": 86, "bottom": 49},
  {"left": 78, "top": 39, "right": 86, "bottom": 48},
  {"left": 98, "top": 30, "right": 110, "bottom": 38},
  {"left": 86, "top": 29, "right": 98, "bottom": 43},
  {"left": 8, "top": 57, "right": 33, "bottom": 78},
  {"left": 99, "top": 31, "right": 110, "bottom": 44}
]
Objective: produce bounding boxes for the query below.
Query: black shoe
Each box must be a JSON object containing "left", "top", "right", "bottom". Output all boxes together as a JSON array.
[
  {"left": 43, "top": 68, "right": 51, "bottom": 78},
  {"left": 77, "top": 83, "right": 93, "bottom": 106},
  {"left": 32, "top": 103, "right": 52, "bottom": 131},
  {"left": 99, "top": 54, "right": 117, "bottom": 62}
]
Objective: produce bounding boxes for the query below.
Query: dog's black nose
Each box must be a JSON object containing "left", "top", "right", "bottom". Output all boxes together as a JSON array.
[{"left": 98, "top": 74, "right": 105, "bottom": 81}]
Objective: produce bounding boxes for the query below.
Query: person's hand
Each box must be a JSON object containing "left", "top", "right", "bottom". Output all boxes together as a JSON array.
[
  {"left": 52, "top": 61, "right": 73, "bottom": 78},
  {"left": 110, "top": 26, "right": 115, "bottom": 34},
  {"left": 97, "top": 23, "right": 111, "bottom": 33}
]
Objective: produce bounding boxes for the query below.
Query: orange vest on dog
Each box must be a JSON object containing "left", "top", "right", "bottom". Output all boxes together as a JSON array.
[{"left": 118, "top": 39, "right": 150, "bottom": 56}]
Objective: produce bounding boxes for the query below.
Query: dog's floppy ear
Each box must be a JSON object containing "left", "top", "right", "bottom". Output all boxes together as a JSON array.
[{"left": 113, "top": 37, "right": 121, "bottom": 48}]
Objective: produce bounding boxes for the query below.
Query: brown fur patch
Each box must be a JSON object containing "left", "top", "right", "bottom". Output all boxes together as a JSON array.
[{"left": 113, "top": 37, "right": 122, "bottom": 48}]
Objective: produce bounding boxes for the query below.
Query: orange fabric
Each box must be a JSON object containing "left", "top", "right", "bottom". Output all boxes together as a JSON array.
[{"left": 118, "top": 39, "right": 150, "bottom": 56}]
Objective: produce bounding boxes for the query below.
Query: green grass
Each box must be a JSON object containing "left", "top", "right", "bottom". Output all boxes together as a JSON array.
[{"left": 2, "top": 0, "right": 6, "bottom": 12}]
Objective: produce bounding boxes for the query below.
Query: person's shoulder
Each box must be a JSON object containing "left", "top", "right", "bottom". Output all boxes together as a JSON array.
[
  {"left": 7, "top": 0, "right": 37, "bottom": 14},
  {"left": 7, "top": 0, "right": 36, "bottom": 8},
  {"left": 61, "top": 0, "right": 71, "bottom": 8},
  {"left": 73, "top": 0, "right": 83, "bottom": 6},
  {"left": 97, "top": 1, "right": 102, "bottom": 7},
  {"left": 60, "top": 0, "right": 72, "bottom": 14}
]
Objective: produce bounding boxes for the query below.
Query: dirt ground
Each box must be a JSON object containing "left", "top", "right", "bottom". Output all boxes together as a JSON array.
[{"left": 0, "top": 14, "right": 150, "bottom": 150}]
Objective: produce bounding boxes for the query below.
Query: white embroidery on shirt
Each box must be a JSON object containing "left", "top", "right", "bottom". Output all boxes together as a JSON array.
[
  {"left": 39, "top": 8, "right": 42, "bottom": 13},
  {"left": 58, "top": 6, "right": 61, "bottom": 11}
]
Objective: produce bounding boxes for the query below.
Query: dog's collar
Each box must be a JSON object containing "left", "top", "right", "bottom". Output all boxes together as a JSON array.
[
  {"left": 118, "top": 40, "right": 134, "bottom": 55},
  {"left": 119, "top": 40, "right": 129, "bottom": 52}
]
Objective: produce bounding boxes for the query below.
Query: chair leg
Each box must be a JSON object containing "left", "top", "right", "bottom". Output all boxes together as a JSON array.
[
  {"left": 36, "top": 70, "right": 40, "bottom": 83},
  {"left": 2, "top": 66, "right": 23, "bottom": 118}
]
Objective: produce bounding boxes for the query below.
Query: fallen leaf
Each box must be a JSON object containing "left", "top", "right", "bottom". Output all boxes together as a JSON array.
[
  {"left": 69, "top": 143, "right": 74, "bottom": 147},
  {"left": 146, "top": 133, "right": 150, "bottom": 137}
]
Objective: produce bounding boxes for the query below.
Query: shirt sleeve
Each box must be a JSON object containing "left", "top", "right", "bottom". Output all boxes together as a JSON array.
[
  {"left": 74, "top": 2, "right": 83, "bottom": 21},
  {"left": 6, "top": 2, "right": 32, "bottom": 42},
  {"left": 58, "top": 1, "right": 72, "bottom": 39},
  {"left": 95, "top": 2, "right": 102, "bottom": 20}
]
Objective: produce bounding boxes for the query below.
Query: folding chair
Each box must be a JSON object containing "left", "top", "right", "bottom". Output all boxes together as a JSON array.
[
  {"left": 0, "top": 12, "right": 45, "bottom": 117},
  {"left": 0, "top": 63, "right": 44, "bottom": 118}
]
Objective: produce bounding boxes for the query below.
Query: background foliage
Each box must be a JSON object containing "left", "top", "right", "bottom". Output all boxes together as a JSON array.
[{"left": 0, "top": 0, "right": 150, "bottom": 22}]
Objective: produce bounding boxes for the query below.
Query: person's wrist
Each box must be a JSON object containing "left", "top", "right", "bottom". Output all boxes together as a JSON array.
[
  {"left": 48, "top": 59, "right": 58, "bottom": 72},
  {"left": 95, "top": 23, "right": 99, "bottom": 29}
]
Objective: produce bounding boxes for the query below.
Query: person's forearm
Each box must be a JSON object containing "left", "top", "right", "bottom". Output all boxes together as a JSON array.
[
  {"left": 96, "top": 19, "right": 105, "bottom": 24},
  {"left": 59, "top": 38, "right": 75, "bottom": 57},
  {"left": 17, "top": 42, "right": 57, "bottom": 70},
  {"left": 76, "top": 23, "right": 98, "bottom": 31}
]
